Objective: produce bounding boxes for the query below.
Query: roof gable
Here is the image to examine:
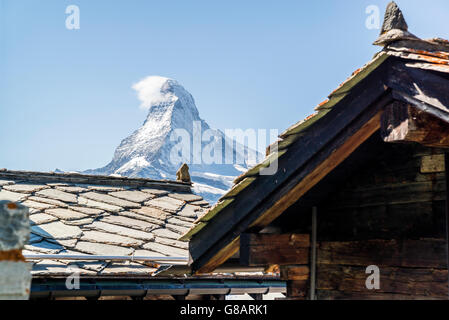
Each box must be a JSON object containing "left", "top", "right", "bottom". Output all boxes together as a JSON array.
[{"left": 184, "top": 5, "right": 449, "bottom": 274}]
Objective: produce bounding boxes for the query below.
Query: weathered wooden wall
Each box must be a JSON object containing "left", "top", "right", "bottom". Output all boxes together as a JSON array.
[
  {"left": 315, "top": 142, "right": 448, "bottom": 300},
  {"left": 271, "top": 135, "right": 449, "bottom": 299}
]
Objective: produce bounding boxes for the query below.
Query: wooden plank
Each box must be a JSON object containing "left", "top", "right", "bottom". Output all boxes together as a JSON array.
[
  {"left": 381, "top": 101, "right": 449, "bottom": 147},
  {"left": 318, "top": 201, "right": 447, "bottom": 242},
  {"left": 386, "top": 62, "right": 449, "bottom": 120},
  {"left": 317, "top": 290, "right": 447, "bottom": 300},
  {"left": 280, "top": 266, "right": 310, "bottom": 281},
  {"left": 240, "top": 234, "right": 310, "bottom": 267},
  {"left": 318, "top": 239, "right": 447, "bottom": 268},
  {"left": 421, "top": 154, "right": 446, "bottom": 173},
  {"left": 317, "top": 265, "right": 448, "bottom": 297},
  {"left": 286, "top": 280, "right": 308, "bottom": 298},
  {"left": 191, "top": 91, "right": 392, "bottom": 273}
]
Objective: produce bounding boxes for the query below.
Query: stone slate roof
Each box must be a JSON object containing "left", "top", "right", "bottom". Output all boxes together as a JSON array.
[{"left": 0, "top": 170, "right": 209, "bottom": 278}]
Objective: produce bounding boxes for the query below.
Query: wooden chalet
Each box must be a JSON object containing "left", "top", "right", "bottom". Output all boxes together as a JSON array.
[{"left": 183, "top": 2, "right": 449, "bottom": 300}]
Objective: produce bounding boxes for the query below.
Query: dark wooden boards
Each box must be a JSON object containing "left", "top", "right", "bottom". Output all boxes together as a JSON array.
[
  {"left": 381, "top": 101, "right": 449, "bottom": 147},
  {"left": 317, "top": 265, "right": 448, "bottom": 297},
  {"left": 386, "top": 60, "right": 449, "bottom": 122},
  {"left": 317, "top": 239, "right": 448, "bottom": 299},
  {"left": 318, "top": 239, "right": 447, "bottom": 268},
  {"left": 240, "top": 234, "right": 310, "bottom": 266}
]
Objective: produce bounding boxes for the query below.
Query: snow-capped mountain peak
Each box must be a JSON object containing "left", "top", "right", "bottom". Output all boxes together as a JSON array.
[{"left": 86, "top": 76, "right": 260, "bottom": 203}]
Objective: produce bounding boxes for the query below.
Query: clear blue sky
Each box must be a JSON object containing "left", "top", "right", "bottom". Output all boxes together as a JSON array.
[{"left": 1, "top": 0, "right": 449, "bottom": 172}]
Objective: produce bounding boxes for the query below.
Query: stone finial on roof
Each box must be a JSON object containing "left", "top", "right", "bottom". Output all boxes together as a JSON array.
[
  {"left": 176, "top": 163, "right": 191, "bottom": 183},
  {"left": 374, "top": 1, "right": 419, "bottom": 46}
]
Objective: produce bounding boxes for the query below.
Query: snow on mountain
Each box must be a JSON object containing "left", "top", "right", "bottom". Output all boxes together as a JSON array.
[{"left": 85, "top": 76, "right": 261, "bottom": 204}]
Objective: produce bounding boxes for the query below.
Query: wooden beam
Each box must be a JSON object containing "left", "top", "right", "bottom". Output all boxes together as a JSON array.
[
  {"left": 194, "top": 237, "right": 240, "bottom": 275},
  {"left": 240, "top": 234, "right": 310, "bottom": 267},
  {"left": 381, "top": 101, "right": 449, "bottom": 148},
  {"left": 445, "top": 153, "right": 449, "bottom": 297},
  {"left": 251, "top": 110, "right": 383, "bottom": 228},
  {"left": 318, "top": 265, "right": 448, "bottom": 297},
  {"left": 317, "top": 290, "right": 447, "bottom": 300},
  {"left": 318, "top": 239, "right": 447, "bottom": 268},
  {"left": 280, "top": 266, "right": 310, "bottom": 281},
  {"left": 387, "top": 62, "right": 449, "bottom": 123},
  {"left": 286, "top": 280, "right": 308, "bottom": 299}
]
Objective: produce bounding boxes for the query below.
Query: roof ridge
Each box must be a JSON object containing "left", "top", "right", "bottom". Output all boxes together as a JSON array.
[{"left": 0, "top": 169, "right": 191, "bottom": 191}]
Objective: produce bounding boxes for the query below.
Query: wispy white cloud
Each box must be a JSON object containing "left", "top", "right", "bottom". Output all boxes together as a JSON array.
[{"left": 132, "top": 76, "right": 174, "bottom": 110}]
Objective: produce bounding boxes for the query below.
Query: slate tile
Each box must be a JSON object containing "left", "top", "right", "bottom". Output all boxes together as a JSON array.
[
  {"left": 145, "top": 196, "right": 185, "bottom": 213},
  {"left": 29, "top": 208, "right": 42, "bottom": 215},
  {"left": 73, "top": 261, "right": 107, "bottom": 272},
  {"left": 68, "top": 206, "right": 104, "bottom": 215},
  {"left": 119, "top": 211, "right": 165, "bottom": 227},
  {"left": 31, "top": 221, "right": 83, "bottom": 240},
  {"left": 32, "top": 260, "right": 95, "bottom": 276},
  {"left": 99, "top": 262, "right": 156, "bottom": 275},
  {"left": 45, "top": 208, "right": 88, "bottom": 221},
  {"left": 142, "top": 242, "right": 187, "bottom": 257},
  {"left": 28, "top": 196, "right": 69, "bottom": 208},
  {"left": 80, "top": 230, "right": 144, "bottom": 247},
  {"left": 189, "top": 200, "right": 210, "bottom": 207},
  {"left": 0, "top": 190, "right": 28, "bottom": 202},
  {"left": 3, "top": 184, "right": 48, "bottom": 194},
  {"left": 87, "top": 221, "right": 154, "bottom": 241},
  {"left": 154, "top": 237, "right": 189, "bottom": 250},
  {"left": 78, "top": 197, "right": 123, "bottom": 212},
  {"left": 64, "top": 218, "right": 95, "bottom": 226},
  {"left": 25, "top": 240, "right": 64, "bottom": 254},
  {"left": 166, "top": 217, "right": 194, "bottom": 228},
  {"left": 36, "top": 188, "right": 77, "bottom": 203},
  {"left": 140, "top": 188, "right": 169, "bottom": 196},
  {"left": 165, "top": 223, "right": 190, "bottom": 235},
  {"left": 30, "top": 213, "right": 58, "bottom": 226},
  {"left": 168, "top": 192, "right": 203, "bottom": 203},
  {"left": 100, "top": 215, "right": 159, "bottom": 232},
  {"left": 152, "top": 228, "right": 182, "bottom": 240},
  {"left": 0, "top": 180, "right": 15, "bottom": 186},
  {"left": 47, "top": 238, "right": 79, "bottom": 248},
  {"left": 55, "top": 186, "right": 88, "bottom": 193},
  {"left": 134, "top": 249, "right": 167, "bottom": 257},
  {"left": 74, "top": 241, "right": 134, "bottom": 256},
  {"left": 22, "top": 200, "right": 57, "bottom": 210},
  {"left": 177, "top": 204, "right": 204, "bottom": 218},
  {"left": 87, "top": 186, "right": 124, "bottom": 192},
  {"left": 175, "top": 216, "right": 196, "bottom": 223},
  {"left": 131, "top": 206, "right": 169, "bottom": 221},
  {"left": 109, "top": 190, "right": 154, "bottom": 203},
  {"left": 81, "top": 192, "right": 140, "bottom": 208}
]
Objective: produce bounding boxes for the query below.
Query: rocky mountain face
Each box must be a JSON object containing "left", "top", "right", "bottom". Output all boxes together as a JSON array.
[{"left": 86, "top": 76, "right": 259, "bottom": 204}]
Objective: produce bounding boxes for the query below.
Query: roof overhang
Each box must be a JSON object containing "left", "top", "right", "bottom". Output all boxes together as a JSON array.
[{"left": 186, "top": 39, "right": 449, "bottom": 274}]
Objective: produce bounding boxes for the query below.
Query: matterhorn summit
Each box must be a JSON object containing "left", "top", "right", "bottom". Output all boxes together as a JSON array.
[{"left": 86, "top": 76, "right": 260, "bottom": 203}]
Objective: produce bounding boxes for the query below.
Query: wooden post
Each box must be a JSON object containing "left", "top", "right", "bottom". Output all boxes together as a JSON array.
[
  {"left": 381, "top": 101, "right": 449, "bottom": 148},
  {"left": 310, "top": 207, "right": 317, "bottom": 300},
  {"left": 445, "top": 154, "right": 449, "bottom": 298},
  {"left": 0, "top": 201, "right": 32, "bottom": 300}
]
